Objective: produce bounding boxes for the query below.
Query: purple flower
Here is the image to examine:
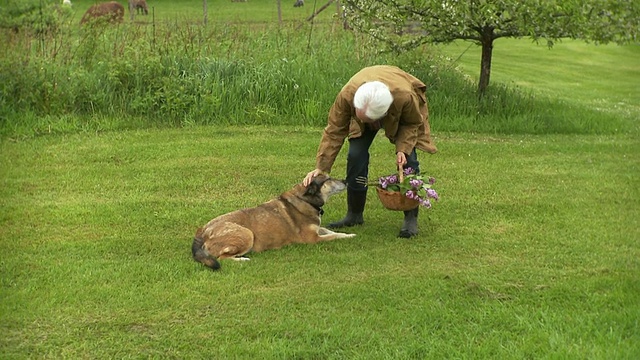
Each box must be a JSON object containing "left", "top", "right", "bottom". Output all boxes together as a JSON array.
[
  {"left": 420, "top": 198, "right": 432, "bottom": 208},
  {"left": 409, "top": 178, "right": 423, "bottom": 188},
  {"left": 426, "top": 189, "right": 439, "bottom": 200},
  {"left": 378, "top": 171, "right": 439, "bottom": 209}
]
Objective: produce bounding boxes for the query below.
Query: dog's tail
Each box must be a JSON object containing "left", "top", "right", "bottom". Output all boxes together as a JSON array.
[{"left": 192, "top": 228, "right": 221, "bottom": 270}]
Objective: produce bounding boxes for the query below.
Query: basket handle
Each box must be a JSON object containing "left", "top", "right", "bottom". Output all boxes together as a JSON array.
[{"left": 398, "top": 164, "right": 404, "bottom": 183}]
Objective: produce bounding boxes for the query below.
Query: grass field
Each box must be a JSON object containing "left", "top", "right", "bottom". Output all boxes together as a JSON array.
[
  {"left": 1, "top": 0, "right": 639, "bottom": 358},
  {"left": 1, "top": 127, "right": 638, "bottom": 358},
  {"left": 63, "top": 0, "right": 340, "bottom": 24}
]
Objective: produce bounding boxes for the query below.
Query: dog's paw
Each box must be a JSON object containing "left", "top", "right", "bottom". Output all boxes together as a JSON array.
[
  {"left": 339, "top": 233, "right": 356, "bottom": 238},
  {"left": 231, "top": 256, "right": 251, "bottom": 262}
]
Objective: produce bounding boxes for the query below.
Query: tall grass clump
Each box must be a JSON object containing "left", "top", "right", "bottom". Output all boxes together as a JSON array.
[
  {"left": 0, "top": 0, "right": 635, "bottom": 137},
  {"left": 0, "top": 18, "right": 385, "bottom": 135}
]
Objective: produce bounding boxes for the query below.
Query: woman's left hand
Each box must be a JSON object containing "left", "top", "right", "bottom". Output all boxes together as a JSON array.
[{"left": 396, "top": 152, "right": 407, "bottom": 168}]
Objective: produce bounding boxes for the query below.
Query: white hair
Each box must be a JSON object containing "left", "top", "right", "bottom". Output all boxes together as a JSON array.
[{"left": 353, "top": 81, "right": 393, "bottom": 120}]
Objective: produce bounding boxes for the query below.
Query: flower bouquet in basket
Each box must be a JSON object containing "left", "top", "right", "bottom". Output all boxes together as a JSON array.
[{"left": 375, "top": 167, "right": 439, "bottom": 211}]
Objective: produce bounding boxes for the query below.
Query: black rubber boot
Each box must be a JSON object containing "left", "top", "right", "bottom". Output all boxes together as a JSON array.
[
  {"left": 327, "top": 189, "right": 366, "bottom": 228},
  {"left": 398, "top": 207, "right": 419, "bottom": 238}
]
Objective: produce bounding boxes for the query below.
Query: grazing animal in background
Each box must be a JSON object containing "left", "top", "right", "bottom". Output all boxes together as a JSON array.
[
  {"left": 128, "top": 0, "right": 149, "bottom": 15},
  {"left": 80, "top": 1, "right": 124, "bottom": 25},
  {"left": 192, "top": 175, "right": 356, "bottom": 271},
  {"left": 62, "top": 0, "right": 72, "bottom": 6},
  {"left": 294, "top": 0, "right": 304, "bottom": 7}
]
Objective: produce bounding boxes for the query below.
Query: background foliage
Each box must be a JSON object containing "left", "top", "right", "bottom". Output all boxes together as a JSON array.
[
  {"left": 1, "top": 0, "right": 637, "bottom": 138},
  {"left": 342, "top": 0, "right": 640, "bottom": 93}
]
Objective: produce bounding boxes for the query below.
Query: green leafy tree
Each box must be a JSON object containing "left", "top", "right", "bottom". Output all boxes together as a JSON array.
[{"left": 343, "top": 0, "right": 639, "bottom": 95}]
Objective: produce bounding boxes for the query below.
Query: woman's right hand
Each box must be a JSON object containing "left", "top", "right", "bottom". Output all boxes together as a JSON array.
[{"left": 303, "top": 169, "right": 323, "bottom": 186}]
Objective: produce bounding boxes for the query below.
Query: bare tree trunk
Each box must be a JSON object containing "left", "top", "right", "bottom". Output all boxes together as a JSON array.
[
  {"left": 203, "top": 0, "right": 208, "bottom": 25},
  {"left": 335, "top": 0, "right": 348, "bottom": 29},
  {"left": 478, "top": 30, "right": 494, "bottom": 96}
]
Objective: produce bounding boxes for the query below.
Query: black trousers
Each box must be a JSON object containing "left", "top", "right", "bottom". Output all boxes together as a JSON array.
[{"left": 346, "top": 126, "right": 420, "bottom": 192}]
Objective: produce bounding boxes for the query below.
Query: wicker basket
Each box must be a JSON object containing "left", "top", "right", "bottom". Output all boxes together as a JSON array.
[{"left": 375, "top": 166, "right": 420, "bottom": 211}]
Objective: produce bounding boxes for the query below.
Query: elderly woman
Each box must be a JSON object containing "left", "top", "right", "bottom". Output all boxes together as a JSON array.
[{"left": 303, "top": 65, "right": 437, "bottom": 238}]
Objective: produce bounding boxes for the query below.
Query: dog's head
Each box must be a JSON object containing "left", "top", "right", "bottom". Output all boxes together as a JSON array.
[{"left": 301, "top": 174, "right": 347, "bottom": 207}]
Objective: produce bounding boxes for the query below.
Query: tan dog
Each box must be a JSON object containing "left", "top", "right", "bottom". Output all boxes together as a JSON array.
[{"left": 192, "top": 175, "right": 355, "bottom": 270}]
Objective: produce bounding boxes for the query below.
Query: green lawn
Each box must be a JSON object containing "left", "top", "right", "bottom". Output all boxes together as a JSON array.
[{"left": 1, "top": 127, "right": 638, "bottom": 358}]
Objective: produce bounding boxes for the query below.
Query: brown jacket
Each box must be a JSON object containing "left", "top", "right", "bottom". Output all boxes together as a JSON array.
[{"left": 315, "top": 65, "right": 437, "bottom": 173}]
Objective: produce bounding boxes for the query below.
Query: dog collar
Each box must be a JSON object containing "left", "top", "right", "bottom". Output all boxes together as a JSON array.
[{"left": 313, "top": 205, "right": 324, "bottom": 216}]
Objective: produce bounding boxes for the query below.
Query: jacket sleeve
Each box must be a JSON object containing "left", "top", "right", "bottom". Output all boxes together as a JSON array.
[
  {"left": 315, "top": 93, "right": 352, "bottom": 173},
  {"left": 394, "top": 92, "right": 423, "bottom": 155}
]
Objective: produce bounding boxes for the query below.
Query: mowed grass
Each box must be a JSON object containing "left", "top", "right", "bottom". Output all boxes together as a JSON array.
[
  {"left": 1, "top": 127, "right": 639, "bottom": 358},
  {"left": 438, "top": 39, "right": 640, "bottom": 121}
]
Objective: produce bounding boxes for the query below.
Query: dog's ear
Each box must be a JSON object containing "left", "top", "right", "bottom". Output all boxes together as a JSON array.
[{"left": 305, "top": 178, "right": 322, "bottom": 196}]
